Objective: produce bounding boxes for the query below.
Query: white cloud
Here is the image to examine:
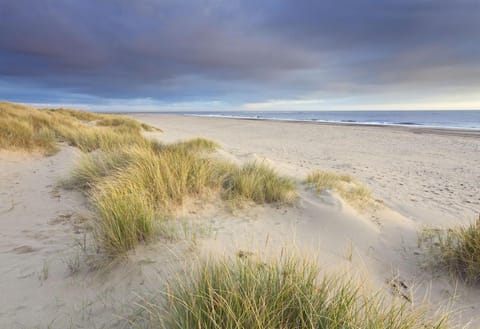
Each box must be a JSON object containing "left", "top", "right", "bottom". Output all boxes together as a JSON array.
[{"left": 243, "top": 99, "right": 324, "bottom": 110}]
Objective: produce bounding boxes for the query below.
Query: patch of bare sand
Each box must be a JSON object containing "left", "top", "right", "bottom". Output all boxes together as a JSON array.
[{"left": 0, "top": 148, "right": 191, "bottom": 328}]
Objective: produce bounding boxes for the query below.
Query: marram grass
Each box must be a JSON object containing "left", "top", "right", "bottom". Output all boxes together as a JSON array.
[
  {"left": 0, "top": 102, "right": 154, "bottom": 154},
  {"left": 92, "top": 179, "right": 156, "bottom": 254},
  {"left": 223, "top": 162, "right": 297, "bottom": 204},
  {"left": 306, "top": 170, "right": 372, "bottom": 208},
  {"left": 134, "top": 255, "right": 446, "bottom": 329},
  {"left": 167, "top": 137, "right": 220, "bottom": 153},
  {"left": 2, "top": 102, "right": 298, "bottom": 255},
  {"left": 63, "top": 148, "right": 137, "bottom": 189},
  {"left": 88, "top": 148, "right": 296, "bottom": 254},
  {"left": 420, "top": 215, "right": 480, "bottom": 285}
]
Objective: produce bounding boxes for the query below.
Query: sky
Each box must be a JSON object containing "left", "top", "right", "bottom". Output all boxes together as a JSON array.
[{"left": 1, "top": 0, "right": 479, "bottom": 112}]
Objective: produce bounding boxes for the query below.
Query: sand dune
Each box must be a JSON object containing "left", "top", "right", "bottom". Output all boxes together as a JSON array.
[{"left": 1, "top": 114, "right": 479, "bottom": 328}]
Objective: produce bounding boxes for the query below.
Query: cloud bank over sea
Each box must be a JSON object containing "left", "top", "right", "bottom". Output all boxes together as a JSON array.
[{"left": 1, "top": 0, "right": 479, "bottom": 110}]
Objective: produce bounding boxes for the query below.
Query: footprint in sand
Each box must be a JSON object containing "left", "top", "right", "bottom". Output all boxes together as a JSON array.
[
  {"left": 388, "top": 277, "right": 411, "bottom": 303},
  {"left": 11, "top": 245, "right": 36, "bottom": 254}
]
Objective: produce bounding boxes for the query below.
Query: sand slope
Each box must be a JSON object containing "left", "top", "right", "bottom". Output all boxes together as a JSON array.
[
  {"left": 136, "top": 115, "right": 480, "bottom": 226},
  {"left": 134, "top": 115, "right": 480, "bottom": 326}
]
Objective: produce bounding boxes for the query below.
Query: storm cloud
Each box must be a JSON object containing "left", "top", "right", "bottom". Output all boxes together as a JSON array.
[{"left": 0, "top": 0, "right": 479, "bottom": 109}]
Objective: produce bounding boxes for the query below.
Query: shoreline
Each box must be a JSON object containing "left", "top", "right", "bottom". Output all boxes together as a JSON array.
[
  {"left": 125, "top": 112, "right": 480, "bottom": 138},
  {"left": 130, "top": 112, "right": 480, "bottom": 226}
]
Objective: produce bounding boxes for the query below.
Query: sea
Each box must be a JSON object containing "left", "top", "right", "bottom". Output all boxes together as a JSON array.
[{"left": 165, "top": 110, "right": 480, "bottom": 130}]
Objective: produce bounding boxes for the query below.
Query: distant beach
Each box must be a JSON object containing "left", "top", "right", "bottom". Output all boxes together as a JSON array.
[{"left": 143, "top": 110, "right": 480, "bottom": 130}]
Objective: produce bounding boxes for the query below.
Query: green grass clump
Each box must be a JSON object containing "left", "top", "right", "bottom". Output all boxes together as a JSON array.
[
  {"left": 223, "top": 162, "right": 297, "bottom": 204},
  {"left": 79, "top": 147, "right": 296, "bottom": 254},
  {"left": 92, "top": 179, "right": 156, "bottom": 254},
  {"left": 420, "top": 215, "right": 480, "bottom": 285},
  {"left": 88, "top": 145, "right": 218, "bottom": 254},
  {"left": 306, "top": 170, "right": 372, "bottom": 208},
  {"left": 138, "top": 255, "right": 446, "bottom": 329},
  {"left": 123, "top": 146, "right": 218, "bottom": 210},
  {"left": 64, "top": 148, "right": 136, "bottom": 189}
]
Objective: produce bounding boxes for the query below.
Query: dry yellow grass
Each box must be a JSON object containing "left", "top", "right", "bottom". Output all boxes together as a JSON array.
[
  {"left": 92, "top": 177, "right": 156, "bottom": 254},
  {"left": 305, "top": 170, "right": 373, "bottom": 208},
  {"left": 166, "top": 137, "right": 220, "bottom": 153},
  {"left": 88, "top": 147, "right": 296, "bottom": 254},
  {"left": 420, "top": 215, "right": 480, "bottom": 285},
  {"left": 134, "top": 255, "right": 447, "bottom": 329},
  {"left": 63, "top": 148, "right": 137, "bottom": 189},
  {"left": 2, "top": 102, "right": 297, "bottom": 255},
  {"left": 0, "top": 102, "right": 154, "bottom": 154},
  {"left": 223, "top": 162, "right": 297, "bottom": 204}
]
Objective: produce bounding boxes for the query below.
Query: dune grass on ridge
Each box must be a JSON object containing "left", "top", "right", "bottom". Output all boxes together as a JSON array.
[
  {"left": 135, "top": 255, "right": 446, "bottom": 329},
  {"left": 420, "top": 215, "right": 480, "bottom": 285},
  {"left": 93, "top": 180, "right": 156, "bottom": 254},
  {"left": 85, "top": 147, "right": 296, "bottom": 255},
  {"left": 305, "top": 170, "right": 372, "bottom": 208},
  {"left": 58, "top": 126, "right": 295, "bottom": 255},
  {"left": 0, "top": 102, "right": 155, "bottom": 154},
  {"left": 223, "top": 162, "right": 297, "bottom": 204},
  {"left": 2, "top": 102, "right": 297, "bottom": 255}
]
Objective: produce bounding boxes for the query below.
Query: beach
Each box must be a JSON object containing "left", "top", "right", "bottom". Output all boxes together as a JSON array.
[
  {"left": 1, "top": 112, "right": 479, "bottom": 328},
  {"left": 132, "top": 114, "right": 480, "bottom": 225}
]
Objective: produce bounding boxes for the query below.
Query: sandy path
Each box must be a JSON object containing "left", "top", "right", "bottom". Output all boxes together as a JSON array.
[{"left": 0, "top": 148, "right": 88, "bottom": 328}]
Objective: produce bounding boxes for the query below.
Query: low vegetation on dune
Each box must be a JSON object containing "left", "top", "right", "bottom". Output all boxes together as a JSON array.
[
  {"left": 1, "top": 103, "right": 59, "bottom": 154},
  {"left": 92, "top": 179, "right": 157, "bottom": 254},
  {"left": 0, "top": 101, "right": 295, "bottom": 255},
  {"left": 79, "top": 144, "right": 296, "bottom": 254},
  {"left": 167, "top": 137, "right": 220, "bottom": 153},
  {"left": 65, "top": 148, "right": 137, "bottom": 189},
  {"left": 223, "top": 162, "right": 297, "bottom": 204},
  {"left": 420, "top": 215, "right": 480, "bottom": 285},
  {"left": 0, "top": 102, "right": 158, "bottom": 154},
  {"left": 305, "top": 170, "right": 372, "bottom": 208},
  {"left": 135, "top": 255, "right": 446, "bottom": 329}
]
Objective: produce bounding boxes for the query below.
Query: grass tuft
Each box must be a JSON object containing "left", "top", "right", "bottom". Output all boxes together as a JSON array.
[
  {"left": 63, "top": 148, "right": 136, "bottom": 189},
  {"left": 137, "top": 255, "right": 446, "bottom": 329},
  {"left": 123, "top": 146, "right": 218, "bottom": 210},
  {"left": 92, "top": 179, "right": 156, "bottom": 254},
  {"left": 419, "top": 215, "right": 480, "bottom": 285},
  {"left": 306, "top": 170, "right": 372, "bottom": 208},
  {"left": 167, "top": 137, "right": 220, "bottom": 153},
  {"left": 0, "top": 107, "right": 58, "bottom": 154},
  {"left": 80, "top": 150, "right": 296, "bottom": 254},
  {"left": 223, "top": 162, "right": 297, "bottom": 204}
]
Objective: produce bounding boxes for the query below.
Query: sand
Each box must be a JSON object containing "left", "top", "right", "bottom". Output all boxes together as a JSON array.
[{"left": 1, "top": 115, "right": 479, "bottom": 328}]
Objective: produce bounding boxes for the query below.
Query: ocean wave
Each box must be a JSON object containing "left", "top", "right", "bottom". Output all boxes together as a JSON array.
[{"left": 183, "top": 112, "right": 480, "bottom": 130}]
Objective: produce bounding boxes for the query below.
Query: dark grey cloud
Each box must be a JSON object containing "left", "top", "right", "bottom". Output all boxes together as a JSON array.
[{"left": 0, "top": 0, "right": 479, "bottom": 106}]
